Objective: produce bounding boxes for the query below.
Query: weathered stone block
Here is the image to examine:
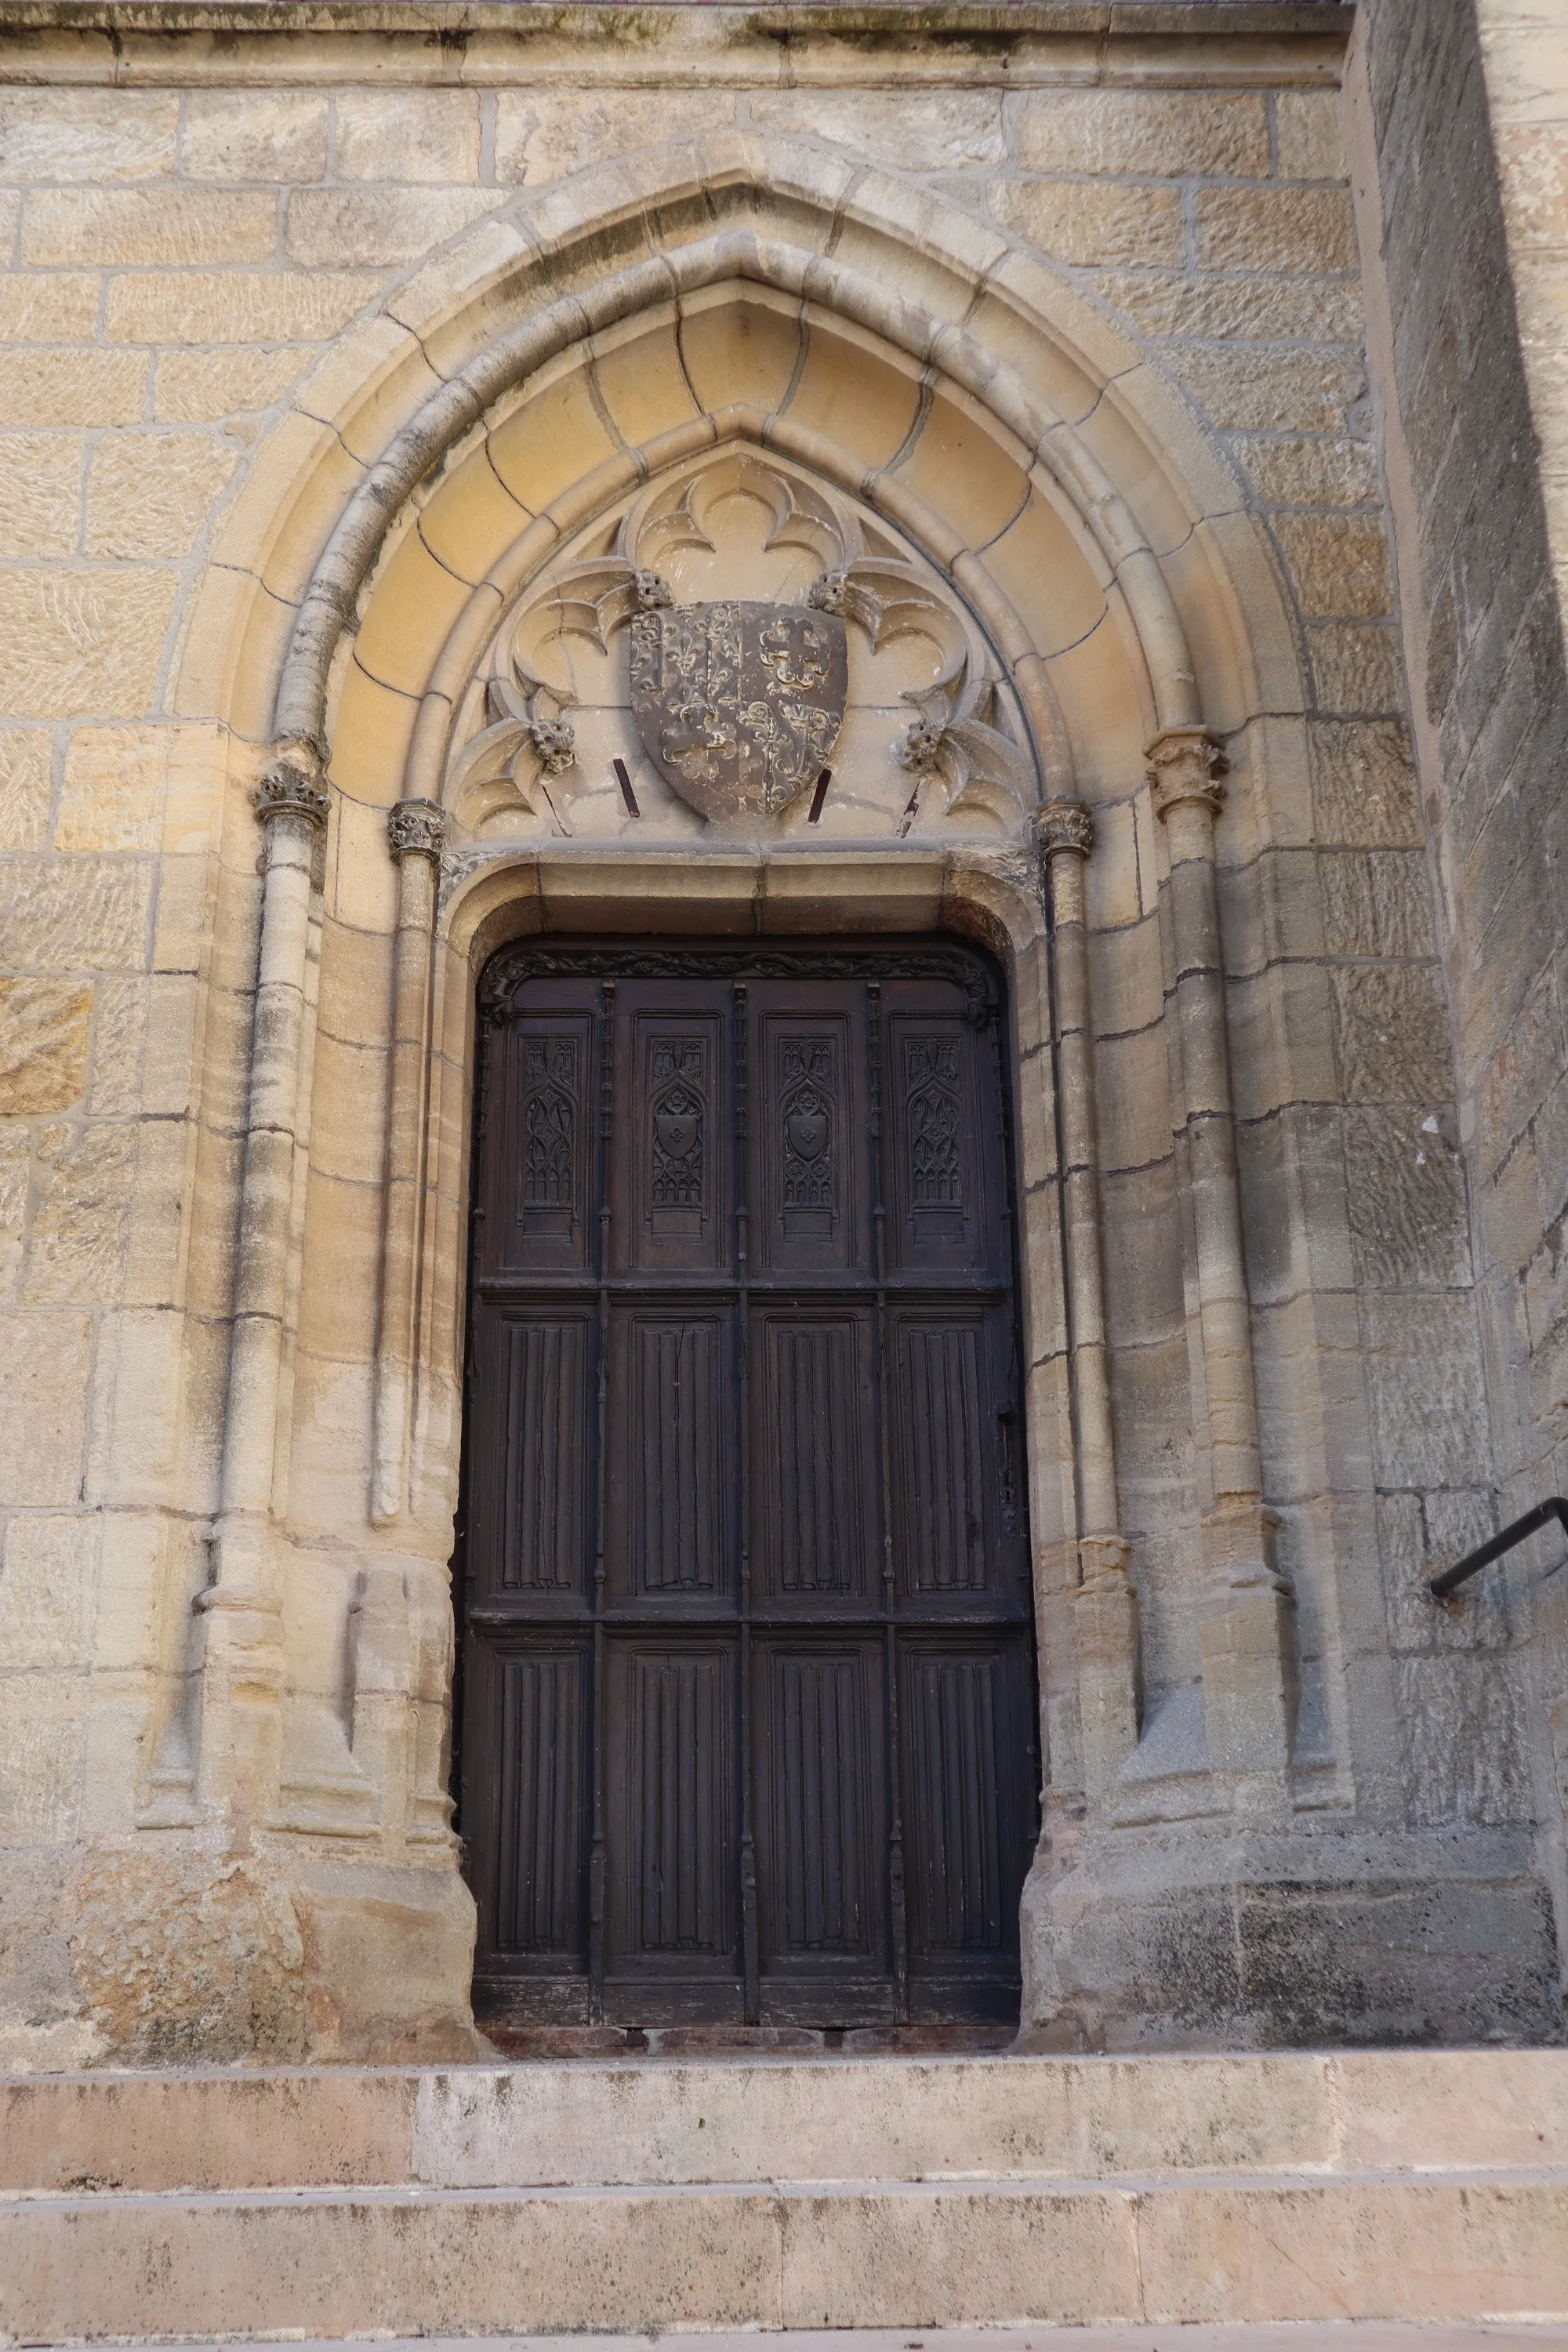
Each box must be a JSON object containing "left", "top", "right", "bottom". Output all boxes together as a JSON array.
[
  {"left": 1494, "top": 122, "right": 1568, "bottom": 250},
  {"left": 21, "top": 187, "right": 278, "bottom": 268},
  {"left": 0, "top": 1126, "right": 27, "bottom": 1298},
  {"left": 1530, "top": 1058, "right": 1568, "bottom": 1229},
  {"left": 1308, "top": 623, "right": 1406, "bottom": 718},
  {"left": 1484, "top": 1134, "right": 1548, "bottom": 1287},
  {"left": 1196, "top": 186, "right": 1359, "bottom": 274},
  {"left": 0, "top": 271, "right": 100, "bottom": 344},
  {"left": 1275, "top": 89, "right": 1348, "bottom": 183},
  {"left": 153, "top": 347, "right": 310, "bottom": 423},
  {"left": 752, "top": 90, "right": 1004, "bottom": 170},
  {"left": 1378, "top": 1487, "right": 1509, "bottom": 1655},
  {"left": 1022, "top": 1821, "right": 1559, "bottom": 2049},
  {"left": 0, "top": 1308, "right": 93, "bottom": 1505},
  {"left": 68, "top": 1846, "right": 310, "bottom": 2066},
  {"left": 1343, "top": 1106, "right": 1471, "bottom": 1289},
  {"left": 1476, "top": 972, "right": 1566, "bottom": 1174},
  {"left": 0, "top": 856, "right": 154, "bottom": 975},
  {"left": 1396, "top": 1652, "right": 1532, "bottom": 1829},
  {"left": 0, "top": 978, "right": 91, "bottom": 1115},
  {"left": 1100, "top": 1157, "right": 1185, "bottom": 1348},
  {"left": 292, "top": 1862, "right": 479, "bottom": 2063},
  {"left": 0, "top": 731, "right": 53, "bottom": 854},
  {"left": 495, "top": 89, "right": 731, "bottom": 184},
  {"left": 1319, "top": 848, "right": 1436, "bottom": 958},
  {"left": 1332, "top": 963, "right": 1454, "bottom": 1102},
  {"left": 0, "top": 1515, "right": 100, "bottom": 1674},
  {"left": 1234, "top": 432, "right": 1381, "bottom": 509},
  {"left": 0, "top": 1671, "right": 86, "bottom": 1838},
  {"left": 335, "top": 90, "right": 481, "bottom": 183},
  {"left": 180, "top": 89, "right": 329, "bottom": 182},
  {"left": 86, "top": 977, "right": 148, "bottom": 1119},
  {"left": 0, "top": 348, "right": 145, "bottom": 428},
  {"left": 107, "top": 269, "right": 380, "bottom": 344},
  {"left": 991, "top": 180, "right": 1184, "bottom": 269},
  {"left": 1017, "top": 90, "right": 1269, "bottom": 180},
  {"left": 1091, "top": 270, "right": 1363, "bottom": 347},
  {"left": 1309, "top": 720, "right": 1422, "bottom": 847},
  {"left": 1168, "top": 347, "right": 1364, "bottom": 434},
  {"left": 1272, "top": 511, "right": 1393, "bottom": 619},
  {"left": 24, "top": 1122, "right": 137, "bottom": 1306},
  {"left": 0, "top": 89, "right": 177, "bottom": 182},
  {"left": 285, "top": 187, "right": 498, "bottom": 270},
  {"left": 0, "top": 432, "right": 82, "bottom": 557},
  {"left": 0, "top": 572, "right": 176, "bottom": 720},
  {"left": 85, "top": 432, "right": 238, "bottom": 561},
  {"left": 56, "top": 728, "right": 166, "bottom": 855},
  {"left": 1363, "top": 1294, "right": 1490, "bottom": 1490}
]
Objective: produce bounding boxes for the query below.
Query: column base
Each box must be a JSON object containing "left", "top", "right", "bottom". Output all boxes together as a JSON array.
[{"left": 1018, "top": 1819, "right": 1560, "bottom": 2050}]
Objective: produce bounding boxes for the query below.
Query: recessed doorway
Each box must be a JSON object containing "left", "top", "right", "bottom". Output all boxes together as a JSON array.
[{"left": 457, "top": 939, "right": 1039, "bottom": 2031}]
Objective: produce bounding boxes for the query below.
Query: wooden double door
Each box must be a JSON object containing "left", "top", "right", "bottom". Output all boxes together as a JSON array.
[{"left": 459, "top": 941, "right": 1038, "bottom": 2028}]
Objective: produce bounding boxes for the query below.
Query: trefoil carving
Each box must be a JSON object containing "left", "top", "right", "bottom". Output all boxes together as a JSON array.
[{"left": 444, "top": 448, "right": 1040, "bottom": 837}]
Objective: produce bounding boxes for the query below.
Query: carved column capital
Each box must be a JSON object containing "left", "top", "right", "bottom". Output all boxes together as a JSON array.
[
  {"left": 387, "top": 797, "right": 447, "bottom": 861},
  {"left": 1037, "top": 797, "right": 1094, "bottom": 861},
  {"left": 252, "top": 740, "right": 329, "bottom": 830},
  {"left": 1146, "top": 727, "right": 1226, "bottom": 822}
]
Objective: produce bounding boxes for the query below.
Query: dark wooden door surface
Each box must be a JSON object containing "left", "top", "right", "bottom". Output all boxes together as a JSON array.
[{"left": 459, "top": 941, "right": 1038, "bottom": 2028}]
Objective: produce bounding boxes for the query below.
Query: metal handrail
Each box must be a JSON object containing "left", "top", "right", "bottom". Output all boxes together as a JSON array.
[{"left": 1428, "top": 1495, "right": 1568, "bottom": 1599}]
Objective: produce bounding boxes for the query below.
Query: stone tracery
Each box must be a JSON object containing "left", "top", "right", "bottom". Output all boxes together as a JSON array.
[{"left": 441, "top": 446, "right": 1039, "bottom": 840}]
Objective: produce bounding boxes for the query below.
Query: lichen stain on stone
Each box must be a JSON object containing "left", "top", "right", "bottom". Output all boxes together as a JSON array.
[{"left": 69, "top": 1849, "right": 308, "bottom": 2065}]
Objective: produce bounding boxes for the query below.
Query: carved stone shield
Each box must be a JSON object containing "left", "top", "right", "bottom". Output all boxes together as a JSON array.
[{"left": 629, "top": 601, "right": 848, "bottom": 820}]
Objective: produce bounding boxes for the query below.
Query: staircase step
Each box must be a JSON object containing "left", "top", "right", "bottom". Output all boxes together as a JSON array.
[
  {"left": 2, "top": 2055, "right": 1566, "bottom": 2343},
  {"left": 5, "top": 2050, "right": 1568, "bottom": 2194},
  {"left": 5, "top": 2170, "right": 1568, "bottom": 2338}
]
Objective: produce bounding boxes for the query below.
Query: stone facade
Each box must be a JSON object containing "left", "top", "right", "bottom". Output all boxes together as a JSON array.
[{"left": 0, "top": 0, "right": 1564, "bottom": 2063}]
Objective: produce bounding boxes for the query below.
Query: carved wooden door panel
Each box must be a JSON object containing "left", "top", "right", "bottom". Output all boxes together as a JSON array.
[{"left": 460, "top": 942, "right": 1037, "bottom": 2028}]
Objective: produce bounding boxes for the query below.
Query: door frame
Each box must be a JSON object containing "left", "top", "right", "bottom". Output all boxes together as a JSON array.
[{"left": 413, "top": 849, "right": 1083, "bottom": 2013}]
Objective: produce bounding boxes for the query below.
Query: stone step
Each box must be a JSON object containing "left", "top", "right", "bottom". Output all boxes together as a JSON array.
[
  {"left": 5, "top": 2049, "right": 1568, "bottom": 2193},
  {"left": 2, "top": 2054, "right": 1566, "bottom": 2343},
  {"left": 4, "top": 2168, "right": 1568, "bottom": 2338},
  {"left": 23, "top": 2336, "right": 1568, "bottom": 2352}
]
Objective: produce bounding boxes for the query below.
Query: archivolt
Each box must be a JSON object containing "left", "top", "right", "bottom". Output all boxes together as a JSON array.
[
  {"left": 189, "top": 138, "right": 1300, "bottom": 1809},
  {"left": 192, "top": 135, "right": 1302, "bottom": 771}
]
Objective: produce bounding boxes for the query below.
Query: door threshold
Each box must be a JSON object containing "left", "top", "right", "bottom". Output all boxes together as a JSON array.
[{"left": 475, "top": 2022, "right": 1017, "bottom": 2060}]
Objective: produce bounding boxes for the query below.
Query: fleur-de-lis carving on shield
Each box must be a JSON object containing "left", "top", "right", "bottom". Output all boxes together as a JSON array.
[{"left": 629, "top": 601, "right": 848, "bottom": 822}]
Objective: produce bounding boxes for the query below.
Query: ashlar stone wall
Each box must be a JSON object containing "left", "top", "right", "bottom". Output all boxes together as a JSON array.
[
  {"left": 1348, "top": 0, "right": 1568, "bottom": 1991},
  {"left": 0, "top": 0, "right": 1556, "bottom": 2060}
]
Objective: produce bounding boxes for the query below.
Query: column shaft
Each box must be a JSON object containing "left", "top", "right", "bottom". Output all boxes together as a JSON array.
[
  {"left": 1041, "top": 801, "right": 1140, "bottom": 1806},
  {"left": 1149, "top": 730, "right": 1294, "bottom": 1807},
  {"left": 373, "top": 800, "right": 445, "bottom": 1526},
  {"left": 196, "top": 749, "right": 328, "bottom": 1822}
]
